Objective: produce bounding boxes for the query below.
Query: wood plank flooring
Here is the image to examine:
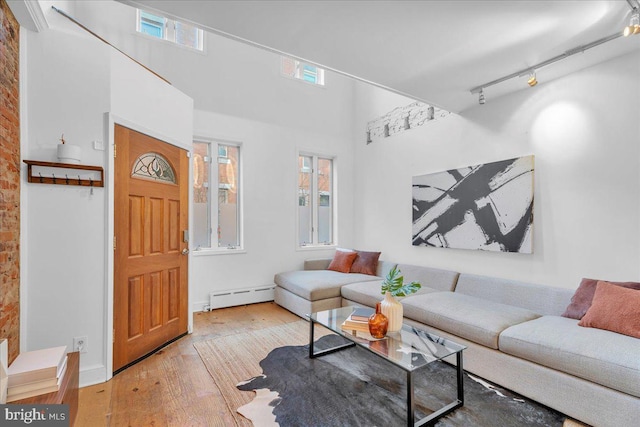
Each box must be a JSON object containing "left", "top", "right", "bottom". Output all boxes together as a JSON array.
[
  {"left": 76, "top": 302, "right": 587, "bottom": 427},
  {"left": 76, "top": 302, "right": 299, "bottom": 427}
]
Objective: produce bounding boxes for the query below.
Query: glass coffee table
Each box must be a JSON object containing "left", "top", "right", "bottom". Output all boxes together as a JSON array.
[{"left": 307, "top": 306, "right": 466, "bottom": 427}]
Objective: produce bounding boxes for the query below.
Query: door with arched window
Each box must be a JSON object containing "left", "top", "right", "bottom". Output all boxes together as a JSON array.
[{"left": 113, "top": 124, "right": 189, "bottom": 373}]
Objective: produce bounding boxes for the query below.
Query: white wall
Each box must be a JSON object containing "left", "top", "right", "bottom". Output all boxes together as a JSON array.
[
  {"left": 191, "top": 108, "right": 355, "bottom": 309},
  {"left": 23, "top": 23, "right": 111, "bottom": 386},
  {"left": 22, "top": 4, "right": 193, "bottom": 386},
  {"left": 352, "top": 50, "right": 640, "bottom": 289}
]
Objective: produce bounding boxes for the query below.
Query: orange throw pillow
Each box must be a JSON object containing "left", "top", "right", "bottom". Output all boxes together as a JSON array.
[
  {"left": 562, "top": 278, "right": 640, "bottom": 320},
  {"left": 578, "top": 281, "right": 640, "bottom": 339},
  {"left": 327, "top": 251, "right": 357, "bottom": 273}
]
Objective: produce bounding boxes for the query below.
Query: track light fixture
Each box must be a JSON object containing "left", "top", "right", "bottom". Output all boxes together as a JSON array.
[
  {"left": 469, "top": 2, "right": 637, "bottom": 104},
  {"left": 470, "top": 31, "right": 625, "bottom": 103},
  {"left": 469, "top": 1, "right": 639, "bottom": 103},
  {"left": 623, "top": 8, "right": 640, "bottom": 36},
  {"left": 478, "top": 89, "right": 486, "bottom": 105}
]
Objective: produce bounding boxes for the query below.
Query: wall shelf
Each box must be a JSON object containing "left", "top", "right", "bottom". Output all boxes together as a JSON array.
[{"left": 24, "top": 160, "right": 104, "bottom": 187}]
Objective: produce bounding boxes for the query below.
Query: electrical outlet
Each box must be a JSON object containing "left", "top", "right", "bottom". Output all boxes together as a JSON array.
[{"left": 73, "top": 336, "right": 88, "bottom": 353}]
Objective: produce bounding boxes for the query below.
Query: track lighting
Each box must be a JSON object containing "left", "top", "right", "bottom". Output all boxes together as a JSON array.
[
  {"left": 527, "top": 72, "right": 538, "bottom": 87},
  {"left": 623, "top": 8, "right": 640, "bottom": 36},
  {"left": 470, "top": 29, "right": 623, "bottom": 100},
  {"left": 478, "top": 89, "right": 485, "bottom": 105}
]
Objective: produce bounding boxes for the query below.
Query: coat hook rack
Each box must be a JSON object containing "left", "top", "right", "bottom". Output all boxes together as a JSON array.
[{"left": 24, "top": 160, "right": 104, "bottom": 188}]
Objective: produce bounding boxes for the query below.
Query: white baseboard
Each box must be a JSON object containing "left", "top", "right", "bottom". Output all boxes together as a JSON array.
[
  {"left": 79, "top": 364, "right": 107, "bottom": 388},
  {"left": 209, "top": 285, "right": 275, "bottom": 310},
  {"left": 192, "top": 300, "right": 209, "bottom": 312}
]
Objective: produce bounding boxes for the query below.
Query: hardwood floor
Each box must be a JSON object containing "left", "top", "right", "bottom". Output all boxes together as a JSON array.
[
  {"left": 76, "top": 302, "right": 299, "bottom": 427},
  {"left": 77, "top": 302, "right": 588, "bottom": 427}
]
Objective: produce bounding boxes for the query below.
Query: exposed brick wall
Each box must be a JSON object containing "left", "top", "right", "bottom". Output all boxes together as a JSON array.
[{"left": 0, "top": 0, "right": 20, "bottom": 363}]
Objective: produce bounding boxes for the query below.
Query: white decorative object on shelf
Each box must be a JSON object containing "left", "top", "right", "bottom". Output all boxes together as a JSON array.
[
  {"left": 380, "top": 291, "right": 403, "bottom": 333},
  {"left": 56, "top": 134, "right": 81, "bottom": 164}
]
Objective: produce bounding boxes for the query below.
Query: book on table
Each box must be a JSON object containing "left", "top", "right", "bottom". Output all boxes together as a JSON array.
[
  {"left": 341, "top": 316, "right": 370, "bottom": 333},
  {"left": 6, "top": 360, "right": 67, "bottom": 402},
  {"left": 7, "top": 345, "right": 67, "bottom": 388},
  {"left": 349, "top": 307, "right": 375, "bottom": 322}
]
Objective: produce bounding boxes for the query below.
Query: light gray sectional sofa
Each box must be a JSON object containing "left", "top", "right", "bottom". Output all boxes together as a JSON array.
[{"left": 274, "top": 258, "right": 640, "bottom": 427}]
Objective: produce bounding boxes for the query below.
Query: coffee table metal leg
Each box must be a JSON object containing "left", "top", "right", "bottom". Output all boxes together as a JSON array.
[
  {"left": 457, "top": 352, "right": 464, "bottom": 406},
  {"left": 308, "top": 318, "right": 355, "bottom": 359},
  {"left": 308, "top": 318, "right": 315, "bottom": 359},
  {"left": 411, "top": 353, "right": 465, "bottom": 427},
  {"left": 407, "top": 371, "right": 415, "bottom": 427}
]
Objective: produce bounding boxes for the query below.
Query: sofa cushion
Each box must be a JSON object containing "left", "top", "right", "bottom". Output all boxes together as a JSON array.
[
  {"left": 274, "top": 270, "right": 379, "bottom": 301},
  {"left": 395, "top": 264, "right": 459, "bottom": 292},
  {"left": 402, "top": 292, "right": 541, "bottom": 349},
  {"left": 454, "top": 273, "right": 574, "bottom": 316},
  {"left": 578, "top": 281, "right": 640, "bottom": 339},
  {"left": 500, "top": 316, "right": 640, "bottom": 398},
  {"left": 341, "top": 281, "right": 441, "bottom": 308}
]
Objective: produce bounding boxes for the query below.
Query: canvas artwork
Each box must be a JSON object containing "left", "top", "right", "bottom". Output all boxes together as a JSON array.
[{"left": 412, "top": 155, "right": 534, "bottom": 253}]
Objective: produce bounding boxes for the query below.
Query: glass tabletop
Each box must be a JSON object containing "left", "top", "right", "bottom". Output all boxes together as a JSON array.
[{"left": 308, "top": 306, "right": 466, "bottom": 372}]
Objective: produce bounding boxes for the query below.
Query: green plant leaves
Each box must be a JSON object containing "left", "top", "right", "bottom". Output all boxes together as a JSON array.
[{"left": 381, "top": 265, "right": 421, "bottom": 297}]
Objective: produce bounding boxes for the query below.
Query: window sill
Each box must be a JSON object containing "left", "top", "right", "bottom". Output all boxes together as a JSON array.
[
  {"left": 297, "top": 244, "right": 336, "bottom": 252},
  {"left": 192, "top": 248, "right": 246, "bottom": 256}
]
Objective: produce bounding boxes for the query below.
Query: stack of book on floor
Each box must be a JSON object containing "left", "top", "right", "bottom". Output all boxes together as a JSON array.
[
  {"left": 6, "top": 346, "right": 67, "bottom": 402},
  {"left": 341, "top": 307, "right": 375, "bottom": 333}
]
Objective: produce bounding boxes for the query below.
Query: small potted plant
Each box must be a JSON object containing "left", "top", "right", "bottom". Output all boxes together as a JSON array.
[{"left": 380, "top": 265, "right": 421, "bottom": 332}]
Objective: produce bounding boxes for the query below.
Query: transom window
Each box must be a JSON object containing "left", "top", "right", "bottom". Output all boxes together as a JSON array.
[
  {"left": 298, "top": 154, "right": 334, "bottom": 246},
  {"left": 131, "top": 152, "right": 176, "bottom": 184},
  {"left": 136, "top": 9, "right": 204, "bottom": 51},
  {"left": 281, "top": 57, "right": 325, "bottom": 86},
  {"left": 193, "top": 141, "right": 242, "bottom": 250}
]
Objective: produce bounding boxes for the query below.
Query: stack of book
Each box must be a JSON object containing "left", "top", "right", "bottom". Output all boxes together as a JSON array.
[
  {"left": 341, "top": 307, "right": 375, "bottom": 333},
  {"left": 6, "top": 346, "right": 67, "bottom": 402}
]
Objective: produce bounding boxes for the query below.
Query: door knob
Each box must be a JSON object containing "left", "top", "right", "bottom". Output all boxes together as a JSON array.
[{"left": 181, "top": 248, "right": 189, "bottom": 255}]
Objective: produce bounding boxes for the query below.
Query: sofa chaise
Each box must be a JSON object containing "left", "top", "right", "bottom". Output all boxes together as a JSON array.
[{"left": 273, "top": 257, "right": 640, "bottom": 427}]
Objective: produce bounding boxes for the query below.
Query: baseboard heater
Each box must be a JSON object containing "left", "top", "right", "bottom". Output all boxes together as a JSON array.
[{"left": 209, "top": 285, "right": 276, "bottom": 310}]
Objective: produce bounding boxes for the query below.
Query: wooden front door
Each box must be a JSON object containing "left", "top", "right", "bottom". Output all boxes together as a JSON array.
[{"left": 113, "top": 124, "right": 189, "bottom": 372}]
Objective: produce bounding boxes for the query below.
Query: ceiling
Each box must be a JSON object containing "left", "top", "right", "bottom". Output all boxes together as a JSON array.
[{"left": 118, "top": 0, "right": 640, "bottom": 112}]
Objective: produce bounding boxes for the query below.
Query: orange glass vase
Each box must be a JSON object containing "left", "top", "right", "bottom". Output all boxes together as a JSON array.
[{"left": 368, "top": 302, "right": 389, "bottom": 339}]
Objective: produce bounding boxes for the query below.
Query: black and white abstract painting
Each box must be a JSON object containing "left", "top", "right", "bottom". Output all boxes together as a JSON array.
[{"left": 412, "top": 155, "right": 534, "bottom": 253}]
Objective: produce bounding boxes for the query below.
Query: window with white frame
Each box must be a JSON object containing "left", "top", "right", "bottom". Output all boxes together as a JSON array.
[
  {"left": 281, "top": 57, "right": 325, "bottom": 86},
  {"left": 137, "top": 9, "right": 204, "bottom": 51},
  {"left": 193, "top": 141, "right": 241, "bottom": 250},
  {"left": 298, "top": 154, "right": 334, "bottom": 246}
]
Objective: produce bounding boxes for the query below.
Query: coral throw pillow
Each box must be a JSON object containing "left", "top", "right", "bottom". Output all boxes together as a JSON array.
[
  {"left": 327, "top": 251, "right": 358, "bottom": 273},
  {"left": 578, "top": 281, "right": 640, "bottom": 339},
  {"left": 562, "top": 278, "right": 640, "bottom": 320},
  {"left": 350, "top": 250, "right": 381, "bottom": 276}
]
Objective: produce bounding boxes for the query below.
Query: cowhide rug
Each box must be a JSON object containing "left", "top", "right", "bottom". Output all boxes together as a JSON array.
[{"left": 236, "top": 335, "right": 566, "bottom": 427}]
